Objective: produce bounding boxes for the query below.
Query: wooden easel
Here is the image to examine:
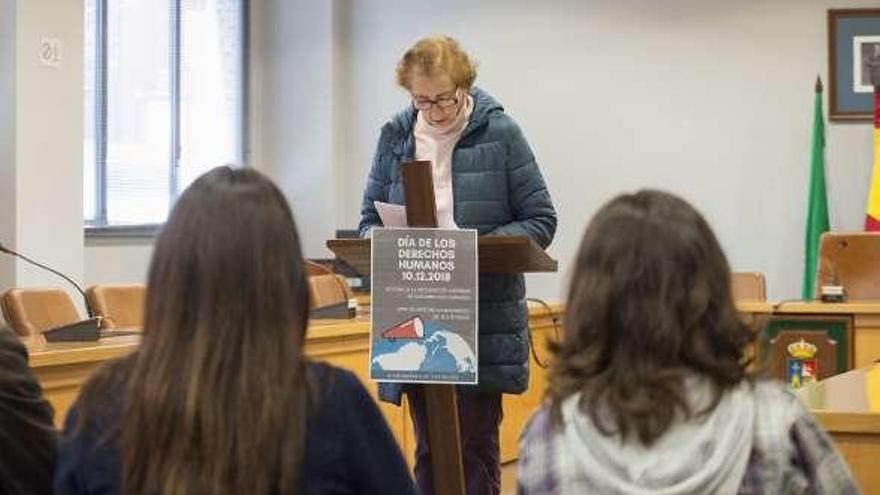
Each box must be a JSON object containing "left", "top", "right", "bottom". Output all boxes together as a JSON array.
[{"left": 401, "top": 160, "right": 466, "bottom": 495}]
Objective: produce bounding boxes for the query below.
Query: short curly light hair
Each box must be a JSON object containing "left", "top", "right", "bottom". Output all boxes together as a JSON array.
[{"left": 396, "top": 36, "right": 478, "bottom": 90}]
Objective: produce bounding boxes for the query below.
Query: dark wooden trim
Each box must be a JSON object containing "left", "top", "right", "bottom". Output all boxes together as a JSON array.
[{"left": 827, "top": 9, "right": 880, "bottom": 121}]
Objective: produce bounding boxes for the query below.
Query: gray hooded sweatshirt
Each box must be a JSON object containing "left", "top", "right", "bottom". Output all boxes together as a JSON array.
[{"left": 559, "top": 377, "right": 755, "bottom": 495}]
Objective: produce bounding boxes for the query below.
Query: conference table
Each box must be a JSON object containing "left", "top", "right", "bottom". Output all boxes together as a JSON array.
[
  {"left": 28, "top": 299, "right": 880, "bottom": 473},
  {"left": 27, "top": 302, "right": 563, "bottom": 467}
]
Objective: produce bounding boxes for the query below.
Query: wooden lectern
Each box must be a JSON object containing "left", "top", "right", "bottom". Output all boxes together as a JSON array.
[{"left": 327, "top": 160, "right": 556, "bottom": 495}]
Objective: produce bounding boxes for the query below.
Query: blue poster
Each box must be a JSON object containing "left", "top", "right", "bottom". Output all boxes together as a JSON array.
[{"left": 370, "top": 228, "right": 478, "bottom": 384}]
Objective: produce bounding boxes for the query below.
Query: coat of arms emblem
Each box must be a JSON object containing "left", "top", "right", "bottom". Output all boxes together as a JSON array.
[{"left": 786, "top": 339, "right": 818, "bottom": 388}]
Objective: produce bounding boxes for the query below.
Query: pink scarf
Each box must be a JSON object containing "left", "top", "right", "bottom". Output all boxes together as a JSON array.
[{"left": 413, "top": 93, "right": 474, "bottom": 228}]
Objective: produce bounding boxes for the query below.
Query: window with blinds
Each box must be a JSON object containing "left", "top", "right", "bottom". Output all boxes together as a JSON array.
[{"left": 84, "top": 0, "right": 246, "bottom": 228}]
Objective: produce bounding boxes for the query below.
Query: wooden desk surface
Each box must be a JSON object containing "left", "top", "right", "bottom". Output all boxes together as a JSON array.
[
  {"left": 796, "top": 365, "right": 880, "bottom": 492},
  {"left": 28, "top": 335, "right": 139, "bottom": 367},
  {"left": 25, "top": 313, "right": 375, "bottom": 369},
  {"left": 797, "top": 364, "right": 880, "bottom": 429},
  {"left": 25, "top": 312, "right": 377, "bottom": 427},
  {"left": 34, "top": 300, "right": 869, "bottom": 367},
  {"left": 737, "top": 300, "right": 880, "bottom": 314}
]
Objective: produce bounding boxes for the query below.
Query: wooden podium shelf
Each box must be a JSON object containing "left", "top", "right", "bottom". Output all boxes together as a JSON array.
[{"left": 327, "top": 236, "right": 558, "bottom": 276}]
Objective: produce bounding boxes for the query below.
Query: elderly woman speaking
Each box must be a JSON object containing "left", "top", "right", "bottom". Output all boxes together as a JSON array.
[{"left": 359, "top": 35, "right": 556, "bottom": 495}]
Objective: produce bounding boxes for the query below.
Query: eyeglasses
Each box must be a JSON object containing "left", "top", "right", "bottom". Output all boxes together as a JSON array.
[{"left": 411, "top": 92, "right": 459, "bottom": 111}]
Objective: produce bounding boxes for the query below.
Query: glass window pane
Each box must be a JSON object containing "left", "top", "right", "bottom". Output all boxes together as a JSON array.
[
  {"left": 83, "top": 0, "right": 97, "bottom": 223},
  {"left": 105, "top": 0, "right": 171, "bottom": 225},
  {"left": 84, "top": 0, "right": 243, "bottom": 226},
  {"left": 179, "top": 0, "right": 244, "bottom": 191}
]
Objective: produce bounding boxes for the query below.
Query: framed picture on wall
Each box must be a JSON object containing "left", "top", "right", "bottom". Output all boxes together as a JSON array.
[{"left": 828, "top": 9, "right": 880, "bottom": 121}]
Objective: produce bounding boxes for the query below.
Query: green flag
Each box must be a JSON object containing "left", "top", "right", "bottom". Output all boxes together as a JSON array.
[{"left": 802, "top": 77, "right": 829, "bottom": 300}]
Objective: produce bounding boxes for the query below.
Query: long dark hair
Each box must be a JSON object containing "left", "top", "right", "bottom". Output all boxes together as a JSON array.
[
  {"left": 79, "top": 166, "right": 311, "bottom": 494},
  {"left": 547, "top": 190, "right": 753, "bottom": 446}
]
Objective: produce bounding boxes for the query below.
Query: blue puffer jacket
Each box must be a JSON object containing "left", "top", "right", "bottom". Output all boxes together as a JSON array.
[{"left": 359, "top": 87, "right": 557, "bottom": 404}]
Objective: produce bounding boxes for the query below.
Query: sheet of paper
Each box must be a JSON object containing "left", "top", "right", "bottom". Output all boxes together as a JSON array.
[{"left": 375, "top": 201, "right": 408, "bottom": 227}]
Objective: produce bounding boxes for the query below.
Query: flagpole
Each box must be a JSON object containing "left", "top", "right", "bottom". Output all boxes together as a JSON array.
[{"left": 802, "top": 76, "right": 829, "bottom": 300}]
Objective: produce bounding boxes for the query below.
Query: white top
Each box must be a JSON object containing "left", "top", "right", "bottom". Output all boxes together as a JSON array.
[{"left": 413, "top": 94, "right": 474, "bottom": 228}]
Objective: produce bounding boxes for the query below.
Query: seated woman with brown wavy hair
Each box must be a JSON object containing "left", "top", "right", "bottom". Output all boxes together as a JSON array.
[
  {"left": 55, "top": 167, "right": 416, "bottom": 495},
  {"left": 518, "top": 190, "right": 857, "bottom": 494}
]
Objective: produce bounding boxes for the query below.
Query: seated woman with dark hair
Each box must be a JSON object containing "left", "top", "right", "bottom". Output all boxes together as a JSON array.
[
  {"left": 55, "top": 166, "right": 416, "bottom": 495},
  {"left": 0, "top": 327, "right": 56, "bottom": 495},
  {"left": 518, "top": 190, "right": 858, "bottom": 494}
]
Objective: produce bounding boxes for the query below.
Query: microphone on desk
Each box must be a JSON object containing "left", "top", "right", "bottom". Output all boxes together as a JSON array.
[
  {"left": 0, "top": 242, "right": 101, "bottom": 341},
  {"left": 306, "top": 261, "right": 357, "bottom": 319},
  {"left": 818, "top": 253, "right": 846, "bottom": 303}
]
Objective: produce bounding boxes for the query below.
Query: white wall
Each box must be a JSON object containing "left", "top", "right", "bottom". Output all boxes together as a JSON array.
[
  {"left": 8, "top": 0, "right": 879, "bottom": 303},
  {"left": 335, "top": 0, "right": 879, "bottom": 301},
  {"left": 84, "top": 239, "right": 153, "bottom": 286},
  {"left": 0, "top": 0, "right": 16, "bottom": 290},
  {"left": 0, "top": 0, "right": 85, "bottom": 310},
  {"left": 249, "top": 0, "right": 342, "bottom": 259}
]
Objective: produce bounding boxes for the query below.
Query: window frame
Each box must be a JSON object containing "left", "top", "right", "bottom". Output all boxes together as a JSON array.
[{"left": 84, "top": 0, "right": 249, "bottom": 237}]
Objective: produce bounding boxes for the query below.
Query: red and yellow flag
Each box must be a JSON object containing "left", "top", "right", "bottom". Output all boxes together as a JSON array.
[{"left": 866, "top": 90, "right": 880, "bottom": 230}]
